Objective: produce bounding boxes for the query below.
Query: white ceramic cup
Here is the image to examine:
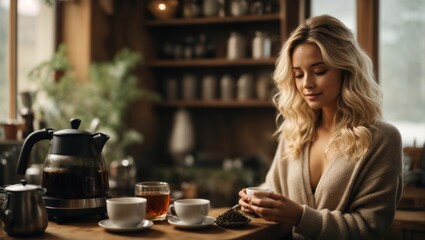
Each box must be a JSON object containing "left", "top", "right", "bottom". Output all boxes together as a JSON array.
[
  {"left": 246, "top": 187, "right": 273, "bottom": 199},
  {"left": 168, "top": 198, "right": 210, "bottom": 225},
  {"left": 107, "top": 197, "right": 146, "bottom": 227}
]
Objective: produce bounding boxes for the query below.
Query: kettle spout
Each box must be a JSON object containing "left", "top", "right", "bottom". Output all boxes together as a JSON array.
[{"left": 92, "top": 133, "right": 110, "bottom": 155}]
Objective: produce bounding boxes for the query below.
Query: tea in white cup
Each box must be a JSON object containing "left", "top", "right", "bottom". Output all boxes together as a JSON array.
[
  {"left": 168, "top": 198, "right": 210, "bottom": 225},
  {"left": 107, "top": 197, "right": 146, "bottom": 227},
  {"left": 246, "top": 187, "right": 273, "bottom": 199}
]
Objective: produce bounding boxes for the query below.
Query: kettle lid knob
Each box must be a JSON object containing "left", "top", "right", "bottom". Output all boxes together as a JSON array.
[
  {"left": 70, "top": 118, "right": 81, "bottom": 129},
  {"left": 20, "top": 179, "right": 27, "bottom": 186}
]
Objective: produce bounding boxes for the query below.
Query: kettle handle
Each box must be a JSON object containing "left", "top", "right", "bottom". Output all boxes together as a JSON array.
[
  {"left": 0, "top": 208, "right": 13, "bottom": 227},
  {"left": 0, "top": 190, "right": 12, "bottom": 226},
  {"left": 16, "top": 128, "right": 53, "bottom": 175}
]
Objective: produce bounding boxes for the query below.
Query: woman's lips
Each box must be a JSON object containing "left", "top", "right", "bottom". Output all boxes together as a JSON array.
[{"left": 305, "top": 93, "right": 321, "bottom": 101}]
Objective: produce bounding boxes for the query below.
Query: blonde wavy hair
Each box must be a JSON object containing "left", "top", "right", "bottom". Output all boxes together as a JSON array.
[{"left": 273, "top": 14, "right": 382, "bottom": 161}]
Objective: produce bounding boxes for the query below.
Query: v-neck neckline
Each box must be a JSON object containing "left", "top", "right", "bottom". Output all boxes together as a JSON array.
[{"left": 303, "top": 143, "right": 337, "bottom": 205}]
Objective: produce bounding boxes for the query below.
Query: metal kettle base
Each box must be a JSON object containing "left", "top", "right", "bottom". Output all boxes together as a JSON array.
[{"left": 43, "top": 196, "right": 108, "bottom": 224}]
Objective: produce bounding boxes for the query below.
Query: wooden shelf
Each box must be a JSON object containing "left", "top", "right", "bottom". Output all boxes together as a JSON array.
[
  {"left": 148, "top": 58, "right": 277, "bottom": 67},
  {"left": 136, "top": 1, "right": 292, "bottom": 169},
  {"left": 156, "top": 99, "right": 274, "bottom": 108},
  {"left": 145, "top": 14, "right": 281, "bottom": 27}
]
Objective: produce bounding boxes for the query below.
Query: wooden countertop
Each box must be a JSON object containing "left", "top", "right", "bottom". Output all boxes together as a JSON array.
[{"left": 0, "top": 208, "right": 289, "bottom": 240}]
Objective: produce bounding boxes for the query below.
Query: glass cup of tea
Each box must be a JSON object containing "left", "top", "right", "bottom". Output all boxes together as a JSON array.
[{"left": 135, "top": 181, "right": 170, "bottom": 221}]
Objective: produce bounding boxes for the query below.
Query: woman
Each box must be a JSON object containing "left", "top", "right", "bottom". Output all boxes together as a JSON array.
[{"left": 239, "top": 15, "right": 403, "bottom": 239}]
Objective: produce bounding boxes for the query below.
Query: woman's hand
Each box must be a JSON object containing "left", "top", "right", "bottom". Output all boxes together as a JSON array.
[
  {"left": 238, "top": 188, "right": 254, "bottom": 213},
  {"left": 239, "top": 189, "right": 304, "bottom": 226}
]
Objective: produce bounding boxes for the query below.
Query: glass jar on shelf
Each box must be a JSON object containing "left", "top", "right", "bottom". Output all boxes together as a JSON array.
[
  {"left": 182, "top": 74, "right": 198, "bottom": 100},
  {"left": 252, "top": 31, "right": 271, "bottom": 59},
  {"left": 230, "top": 0, "right": 248, "bottom": 17},
  {"left": 202, "top": 74, "right": 217, "bottom": 100},
  {"left": 237, "top": 73, "right": 254, "bottom": 100},
  {"left": 227, "top": 31, "right": 246, "bottom": 59},
  {"left": 220, "top": 74, "right": 235, "bottom": 100}
]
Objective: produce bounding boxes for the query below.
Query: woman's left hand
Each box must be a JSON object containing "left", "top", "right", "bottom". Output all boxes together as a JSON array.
[{"left": 249, "top": 191, "right": 304, "bottom": 226}]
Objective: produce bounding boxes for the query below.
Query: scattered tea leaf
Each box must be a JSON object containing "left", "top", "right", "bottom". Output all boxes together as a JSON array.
[{"left": 215, "top": 209, "right": 251, "bottom": 227}]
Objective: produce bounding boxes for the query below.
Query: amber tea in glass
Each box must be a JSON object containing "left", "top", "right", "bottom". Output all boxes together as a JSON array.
[{"left": 135, "top": 182, "right": 170, "bottom": 221}]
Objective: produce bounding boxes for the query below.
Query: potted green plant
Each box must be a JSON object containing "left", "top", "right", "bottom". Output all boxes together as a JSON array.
[{"left": 28, "top": 44, "right": 160, "bottom": 164}]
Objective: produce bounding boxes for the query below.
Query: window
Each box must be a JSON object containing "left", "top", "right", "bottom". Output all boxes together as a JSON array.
[
  {"left": 311, "top": 0, "right": 357, "bottom": 34},
  {"left": 380, "top": 0, "right": 425, "bottom": 146},
  {"left": 311, "top": 0, "right": 425, "bottom": 147},
  {"left": 0, "top": 0, "right": 55, "bottom": 123},
  {"left": 0, "top": 0, "right": 9, "bottom": 121}
]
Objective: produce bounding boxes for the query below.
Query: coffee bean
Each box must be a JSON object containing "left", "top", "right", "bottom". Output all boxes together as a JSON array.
[{"left": 215, "top": 209, "right": 250, "bottom": 227}]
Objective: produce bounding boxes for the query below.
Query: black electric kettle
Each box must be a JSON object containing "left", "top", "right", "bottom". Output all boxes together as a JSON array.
[{"left": 15, "top": 118, "right": 110, "bottom": 221}]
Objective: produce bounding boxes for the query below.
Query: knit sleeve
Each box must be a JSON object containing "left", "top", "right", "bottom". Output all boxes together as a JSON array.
[{"left": 294, "top": 170, "right": 402, "bottom": 239}]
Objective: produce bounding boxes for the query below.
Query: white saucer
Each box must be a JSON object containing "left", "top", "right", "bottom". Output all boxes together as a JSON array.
[
  {"left": 98, "top": 219, "right": 153, "bottom": 233},
  {"left": 168, "top": 216, "right": 216, "bottom": 229}
]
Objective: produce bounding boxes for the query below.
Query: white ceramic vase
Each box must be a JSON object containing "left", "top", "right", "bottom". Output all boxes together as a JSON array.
[{"left": 169, "top": 108, "right": 195, "bottom": 165}]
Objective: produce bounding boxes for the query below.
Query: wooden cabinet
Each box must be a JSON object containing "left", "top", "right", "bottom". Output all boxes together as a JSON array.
[
  {"left": 135, "top": 1, "right": 304, "bottom": 172},
  {"left": 145, "top": 13, "right": 282, "bottom": 108},
  {"left": 56, "top": 1, "right": 305, "bottom": 205}
]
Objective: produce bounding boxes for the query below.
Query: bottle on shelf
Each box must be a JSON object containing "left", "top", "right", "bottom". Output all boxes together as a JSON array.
[
  {"left": 251, "top": 1, "right": 264, "bottom": 15},
  {"left": 165, "top": 78, "right": 179, "bottom": 100},
  {"left": 252, "top": 31, "right": 272, "bottom": 59},
  {"left": 203, "top": 0, "right": 220, "bottom": 17},
  {"left": 202, "top": 74, "right": 217, "bottom": 100},
  {"left": 220, "top": 74, "right": 235, "bottom": 100},
  {"left": 183, "top": 0, "right": 202, "bottom": 18},
  {"left": 256, "top": 72, "right": 273, "bottom": 100},
  {"left": 227, "top": 31, "right": 246, "bottom": 59},
  {"left": 182, "top": 74, "right": 198, "bottom": 100},
  {"left": 183, "top": 36, "right": 195, "bottom": 59},
  {"left": 237, "top": 73, "right": 254, "bottom": 100},
  {"left": 194, "top": 34, "right": 215, "bottom": 58},
  {"left": 230, "top": 0, "right": 249, "bottom": 17}
]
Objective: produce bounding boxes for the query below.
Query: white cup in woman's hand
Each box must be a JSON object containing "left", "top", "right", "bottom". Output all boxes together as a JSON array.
[{"left": 246, "top": 187, "right": 273, "bottom": 199}]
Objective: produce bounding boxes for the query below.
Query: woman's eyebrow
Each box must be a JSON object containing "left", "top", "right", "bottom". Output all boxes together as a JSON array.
[{"left": 292, "top": 61, "right": 326, "bottom": 69}]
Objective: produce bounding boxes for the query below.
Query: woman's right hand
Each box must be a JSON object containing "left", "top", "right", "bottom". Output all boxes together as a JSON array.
[{"left": 238, "top": 188, "right": 254, "bottom": 213}]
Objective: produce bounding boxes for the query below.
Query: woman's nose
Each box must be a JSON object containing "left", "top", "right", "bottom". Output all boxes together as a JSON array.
[{"left": 303, "top": 74, "right": 315, "bottom": 89}]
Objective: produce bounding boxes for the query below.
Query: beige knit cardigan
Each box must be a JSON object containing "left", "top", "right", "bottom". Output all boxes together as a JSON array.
[{"left": 262, "top": 121, "right": 403, "bottom": 239}]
